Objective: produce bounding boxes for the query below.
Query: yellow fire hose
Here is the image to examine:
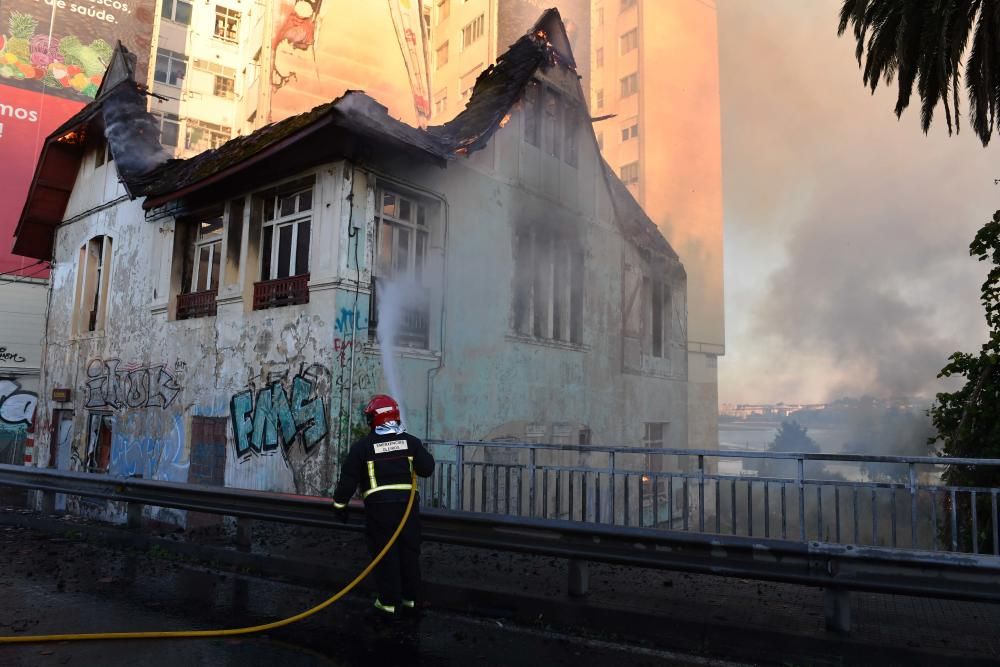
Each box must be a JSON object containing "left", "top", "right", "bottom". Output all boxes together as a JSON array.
[{"left": 0, "top": 473, "right": 417, "bottom": 645}]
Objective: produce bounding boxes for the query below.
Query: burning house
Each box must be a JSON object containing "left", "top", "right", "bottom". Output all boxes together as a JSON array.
[{"left": 13, "top": 12, "right": 687, "bottom": 521}]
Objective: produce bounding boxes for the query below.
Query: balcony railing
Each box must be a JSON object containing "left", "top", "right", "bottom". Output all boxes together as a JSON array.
[
  {"left": 253, "top": 273, "right": 310, "bottom": 311},
  {"left": 176, "top": 289, "right": 218, "bottom": 320}
]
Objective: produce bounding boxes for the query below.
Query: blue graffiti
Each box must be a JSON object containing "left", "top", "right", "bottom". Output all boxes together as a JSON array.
[
  {"left": 230, "top": 375, "right": 328, "bottom": 459},
  {"left": 334, "top": 307, "right": 368, "bottom": 334},
  {"left": 108, "top": 413, "right": 188, "bottom": 482}
]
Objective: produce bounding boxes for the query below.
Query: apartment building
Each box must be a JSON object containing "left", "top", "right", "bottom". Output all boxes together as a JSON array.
[{"left": 590, "top": 0, "right": 724, "bottom": 451}]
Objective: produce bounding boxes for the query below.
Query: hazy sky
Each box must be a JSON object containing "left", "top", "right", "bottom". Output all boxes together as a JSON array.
[{"left": 716, "top": 1, "right": 999, "bottom": 405}]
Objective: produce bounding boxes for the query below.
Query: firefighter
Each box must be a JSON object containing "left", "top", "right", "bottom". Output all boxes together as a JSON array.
[{"left": 333, "top": 394, "right": 435, "bottom": 617}]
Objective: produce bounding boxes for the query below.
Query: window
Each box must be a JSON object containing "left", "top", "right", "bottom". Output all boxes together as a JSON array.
[
  {"left": 597, "top": 6, "right": 604, "bottom": 26},
  {"left": 436, "top": 41, "right": 449, "bottom": 68},
  {"left": 621, "top": 0, "right": 637, "bottom": 11},
  {"left": 161, "top": 0, "right": 192, "bottom": 24},
  {"left": 621, "top": 122, "right": 638, "bottom": 141},
  {"left": 185, "top": 119, "right": 231, "bottom": 152},
  {"left": 150, "top": 112, "right": 180, "bottom": 147},
  {"left": 524, "top": 82, "right": 540, "bottom": 146},
  {"left": 461, "top": 14, "right": 484, "bottom": 50},
  {"left": 543, "top": 88, "right": 562, "bottom": 158},
  {"left": 620, "top": 161, "right": 639, "bottom": 185},
  {"left": 154, "top": 48, "right": 187, "bottom": 87},
  {"left": 74, "top": 235, "right": 113, "bottom": 334},
  {"left": 460, "top": 65, "right": 480, "bottom": 101},
  {"left": 621, "top": 28, "right": 638, "bottom": 54},
  {"left": 595, "top": 88, "right": 604, "bottom": 110},
  {"left": 648, "top": 279, "right": 672, "bottom": 358},
  {"left": 213, "top": 74, "right": 235, "bottom": 99},
  {"left": 564, "top": 106, "right": 579, "bottom": 167},
  {"left": 94, "top": 137, "right": 112, "bottom": 167},
  {"left": 214, "top": 5, "right": 240, "bottom": 42},
  {"left": 434, "top": 88, "right": 448, "bottom": 115},
  {"left": 260, "top": 184, "right": 312, "bottom": 281},
  {"left": 620, "top": 72, "right": 639, "bottom": 97},
  {"left": 437, "top": 0, "right": 449, "bottom": 22},
  {"left": 191, "top": 217, "right": 223, "bottom": 293},
  {"left": 596, "top": 47, "right": 604, "bottom": 68},
  {"left": 512, "top": 226, "right": 584, "bottom": 344},
  {"left": 372, "top": 189, "right": 431, "bottom": 348}
]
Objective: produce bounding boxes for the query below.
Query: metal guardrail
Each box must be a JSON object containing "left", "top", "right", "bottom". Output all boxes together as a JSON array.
[
  {"left": 1, "top": 462, "right": 1000, "bottom": 632},
  {"left": 419, "top": 441, "right": 1000, "bottom": 557}
]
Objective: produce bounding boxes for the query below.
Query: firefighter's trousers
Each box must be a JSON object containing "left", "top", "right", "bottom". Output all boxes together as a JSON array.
[{"left": 365, "top": 500, "right": 422, "bottom": 608}]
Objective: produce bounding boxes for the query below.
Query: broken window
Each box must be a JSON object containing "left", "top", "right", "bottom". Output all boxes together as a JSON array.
[
  {"left": 436, "top": 41, "right": 449, "bottom": 68},
  {"left": 73, "top": 235, "right": 113, "bottom": 334},
  {"left": 185, "top": 118, "right": 231, "bottom": 152},
  {"left": 512, "top": 225, "right": 584, "bottom": 344},
  {"left": 371, "top": 188, "right": 431, "bottom": 348},
  {"left": 150, "top": 112, "right": 180, "bottom": 147},
  {"left": 176, "top": 212, "right": 223, "bottom": 320},
  {"left": 214, "top": 5, "right": 240, "bottom": 42},
  {"left": 191, "top": 217, "right": 223, "bottom": 293},
  {"left": 154, "top": 48, "right": 187, "bottom": 87},
  {"left": 461, "top": 14, "right": 484, "bottom": 50},
  {"left": 651, "top": 279, "right": 671, "bottom": 358},
  {"left": 161, "top": 0, "right": 191, "bottom": 25},
  {"left": 564, "top": 106, "right": 580, "bottom": 167},
  {"left": 620, "top": 72, "right": 639, "bottom": 97},
  {"left": 621, "top": 28, "right": 638, "bottom": 54}
]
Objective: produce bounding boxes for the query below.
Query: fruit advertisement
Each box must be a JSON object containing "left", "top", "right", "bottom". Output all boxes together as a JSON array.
[{"left": 0, "top": 0, "right": 156, "bottom": 274}]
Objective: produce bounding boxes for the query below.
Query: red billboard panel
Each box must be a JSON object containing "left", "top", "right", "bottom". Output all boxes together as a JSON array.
[{"left": 0, "top": 0, "right": 156, "bottom": 274}]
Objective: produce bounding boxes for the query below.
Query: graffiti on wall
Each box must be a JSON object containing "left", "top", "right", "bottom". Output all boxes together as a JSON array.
[
  {"left": 230, "top": 363, "right": 330, "bottom": 460},
  {"left": 0, "top": 379, "right": 37, "bottom": 427},
  {"left": 0, "top": 348, "right": 27, "bottom": 364},
  {"left": 333, "top": 304, "right": 377, "bottom": 393},
  {"left": 84, "top": 358, "right": 182, "bottom": 410},
  {"left": 109, "top": 412, "right": 188, "bottom": 483}
]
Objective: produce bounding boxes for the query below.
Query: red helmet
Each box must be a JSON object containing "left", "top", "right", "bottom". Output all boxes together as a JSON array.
[{"left": 364, "top": 394, "right": 400, "bottom": 429}]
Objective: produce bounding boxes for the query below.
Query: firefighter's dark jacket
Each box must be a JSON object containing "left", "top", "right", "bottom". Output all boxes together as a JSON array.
[{"left": 332, "top": 431, "right": 434, "bottom": 507}]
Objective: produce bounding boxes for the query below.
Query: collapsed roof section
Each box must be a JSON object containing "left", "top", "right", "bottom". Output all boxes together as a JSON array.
[{"left": 13, "top": 9, "right": 678, "bottom": 267}]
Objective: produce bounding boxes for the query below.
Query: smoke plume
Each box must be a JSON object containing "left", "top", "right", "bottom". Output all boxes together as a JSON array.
[{"left": 101, "top": 83, "right": 170, "bottom": 182}]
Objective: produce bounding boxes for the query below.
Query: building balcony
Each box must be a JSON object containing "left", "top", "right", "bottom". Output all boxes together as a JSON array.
[
  {"left": 176, "top": 289, "right": 218, "bottom": 320},
  {"left": 253, "top": 274, "right": 310, "bottom": 311}
]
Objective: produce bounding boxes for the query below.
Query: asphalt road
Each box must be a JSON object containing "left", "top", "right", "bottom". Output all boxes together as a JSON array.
[{"left": 0, "top": 523, "right": 729, "bottom": 667}]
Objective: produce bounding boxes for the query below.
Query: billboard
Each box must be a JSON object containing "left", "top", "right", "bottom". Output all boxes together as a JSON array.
[{"left": 0, "top": 0, "right": 156, "bottom": 274}]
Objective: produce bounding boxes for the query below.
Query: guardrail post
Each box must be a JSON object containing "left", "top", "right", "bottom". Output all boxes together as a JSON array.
[
  {"left": 609, "top": 451, "right": 616, "bottom": 525},
  {"left": 455, "top": 443, "right": 465, "bottom": 512},
  {"left": 909, "top": 463, "right": 918, "bottom": 548},
  {"left": 237, "top": 517, "right": 253, "bottom": 553},
  {"left": 567, "top": 559, "right": 589, "bottom": 597},
  {"left": 528, "top": 447, "right": 536, "bottom": 518},
  {"left": 36, "top": 490, "right": 55, "bottom": 515},
  {"left": 797, "top": 457, "right": 806, "bottom": 541},
  {"left": 127, "top": 502, "right": 143, "bottom": 530},
  {"left": 824, "top": 588, "right": 851, "bottom": 633},
  {"left": 698, "top": 455, "right": 705, "bottom": 533}
]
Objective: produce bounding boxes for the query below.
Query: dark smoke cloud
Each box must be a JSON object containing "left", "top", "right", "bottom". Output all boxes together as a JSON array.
[{"left": 717, "top": 1, "right": 997, "bottom": 403}]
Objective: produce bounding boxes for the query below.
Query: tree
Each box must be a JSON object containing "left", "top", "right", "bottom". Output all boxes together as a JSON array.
[
  {"left": 930, "top": 211, "right": 1000, "bottom": 551},
  {"left": 838, "top": 0, "right": 1000, "bottom": 146},
  {"left": 772, "top": 420, "right": 819, "bottom": 454}
]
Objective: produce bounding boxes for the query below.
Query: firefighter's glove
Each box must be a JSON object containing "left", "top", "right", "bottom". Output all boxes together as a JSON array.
[{"left": 333, "top": 505, "right": 350, "bottom": 523}]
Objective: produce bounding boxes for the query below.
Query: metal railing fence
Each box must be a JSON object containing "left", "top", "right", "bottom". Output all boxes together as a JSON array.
[{"left": 419, "top": 441, "right": 1000, "bottom": 557}]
